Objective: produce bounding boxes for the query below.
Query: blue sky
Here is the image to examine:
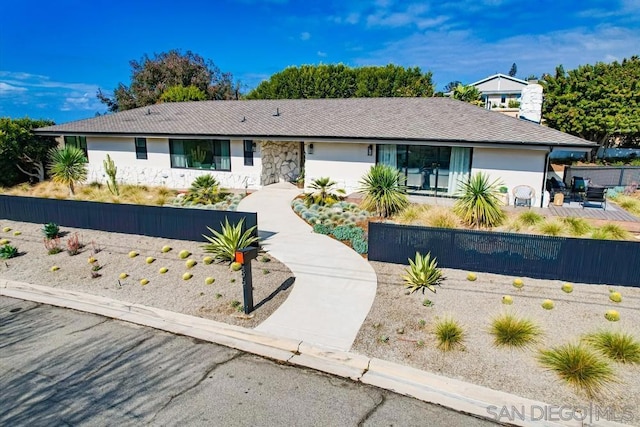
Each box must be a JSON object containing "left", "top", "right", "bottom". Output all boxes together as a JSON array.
[{"left": 1, "top": 0, "right": 638, "bottom": 124}]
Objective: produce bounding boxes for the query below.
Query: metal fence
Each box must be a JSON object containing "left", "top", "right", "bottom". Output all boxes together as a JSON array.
[
  {"left": 368, "top": 222, "right": 640, "bottom": 287},
  {"left": 563, "top": 166, "right": 640, "bottom": 188},
  {"left": 0, "top": 195, "right": 257, "bottom": 242}
]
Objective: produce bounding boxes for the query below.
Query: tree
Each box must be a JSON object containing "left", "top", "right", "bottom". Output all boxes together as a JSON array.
[
  {"left": 246, "top": 64, "right": 434, "bottom": 99},
  {"left": 541, "top": 56, "right": 640, "bottom": 148},
  {"left": 160, "top": 85, "right": 207, "bottom": 102},
  {"left": 0, "top": 117, "right": 57, "bottom": 187},
  {"left": 508, "top": 63, "right": 518, "bottom": 77},
  {"left": 452, "top": 84, "right": 482, "bottom": 105},
  {"left": 97, "top": 50, "right": 239, "bottom": 112},
  {"left": 444, "top": 81, "right": 462, "bottom": 93},
  {"left": 48, "top": 146, "right": 88, "bottom": 196}
]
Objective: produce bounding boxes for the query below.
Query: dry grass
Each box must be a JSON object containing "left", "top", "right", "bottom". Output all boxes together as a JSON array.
[
  {"left": 1, "top": 181, "right": 178, "bottom": 206},
  {"left": 612, "top": 194, "right": 640, "bottom": 217}
]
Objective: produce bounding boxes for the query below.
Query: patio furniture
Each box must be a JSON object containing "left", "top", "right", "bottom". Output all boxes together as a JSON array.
[
  {"left": 406, "top": 168, "right": 424, "bottom": 189},
  {"left": 570, "top": 176, "right": 587, "bottom": 201},
  {"left": 546, "top": 177, "right": 567, "bottom": 198},
  {"left": 582, "top": 186, "right": 607, "bottom": 210},
  {"left": 513, "top": 185, "right": 535, "bottom": 207}
]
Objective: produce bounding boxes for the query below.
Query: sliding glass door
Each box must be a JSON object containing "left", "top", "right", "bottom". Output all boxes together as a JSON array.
[{"left": 377, "top": 144, "right": 471, "bottom": 196}]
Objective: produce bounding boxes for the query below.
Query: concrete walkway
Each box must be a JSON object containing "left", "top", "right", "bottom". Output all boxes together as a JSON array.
[{"left": 237, "top": 182, "right": 377, "bottom": 351}]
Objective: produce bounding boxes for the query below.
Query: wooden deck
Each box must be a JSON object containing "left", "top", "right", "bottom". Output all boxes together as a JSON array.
[{"left": 547, "top": 203, "right": 639, "bottom": 222}]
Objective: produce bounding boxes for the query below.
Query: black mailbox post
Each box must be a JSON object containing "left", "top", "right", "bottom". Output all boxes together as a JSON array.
[{"left": 235, "top": 247, "right": 258, "bottom": 314}]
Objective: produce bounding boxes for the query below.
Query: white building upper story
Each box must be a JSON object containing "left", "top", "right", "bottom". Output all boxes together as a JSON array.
[
  {"left": 470, "top": 73, "right": 530, "bottom": 111},
  {"left": 35, "top": 97, "right": 595, "bottom": 208}
]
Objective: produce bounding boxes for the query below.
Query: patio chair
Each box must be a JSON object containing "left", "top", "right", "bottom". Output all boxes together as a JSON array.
[
  {"left": 582, "top": 186, "right": 607, "bottom": 210},
  {"left": 545, "top": 177, "right": 567, "bottom": 198},
  {"left": 513, "top": 185, "right": 535, "bottom": 208},
  {"left": 570, "top": 176, "right": 587, "bottom": 201}
]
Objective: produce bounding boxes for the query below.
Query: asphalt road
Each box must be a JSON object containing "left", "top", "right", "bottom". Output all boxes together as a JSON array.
[{"left": 0, "top": 296, "right": 493, "bottom": 426}]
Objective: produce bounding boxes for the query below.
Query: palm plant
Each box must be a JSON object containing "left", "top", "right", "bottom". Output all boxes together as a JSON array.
[
  {"left": 402, "top": 252, "right": 444, "bottom": 294},
  {"left": 304, "top": 177, "right": 345, "bottom": 206},
  {"left": 48, "top": 146, "right": 88, "bottom": 196},
  {"left": 358, "top": 164, "right": 408, "bottom": 218},
  {"left": 202, "top": 218, "right": 259, "bottom": 262},
  {"left": 453, "top": 172, "right": 506, "bottom": 228},
  {"left": 183, "top": 174, "right": 224, "bottom": 205}
]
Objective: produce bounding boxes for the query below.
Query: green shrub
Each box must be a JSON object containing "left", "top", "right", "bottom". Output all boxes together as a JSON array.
[
  {"left": 332, "top": 225, "right": 364, "bottom": 241},
  {"left": 351, "top": 235, "right": 368, "bottom": 254},
  {"left": 537, "top": 220, "right": 566, "bottom": 236},
  {"left": 561, "top": 217, "right": 592, "bottom": 236},
  {"left": 427, "top": 209, "right": 459, "bottom": 228},
  {"left": 434, "top": 317, "right": 465, "bottom": 351},
  {"left": 583, "top": 330, "right": 640, "bottom": 364},
  {"left": 518, "top": 211, "right": 544, "bottom": 226},
  {"left": 202, "top": 218, "right": 259, "bottom": 262},
  {"left": 303, "top": 177, "right": 345, "bottom": 206},
  {"left": 359, "top": 164, "right": 409, "bottom": 218},
  {"left": 402, "top": 252, "right": 444, "bottom": 294},
  {"left": 0, "top": 244, "right": 18, "bottom": 259},
  {"left": 537, "top": 343, "right": 616, "bottom": 398},
  {"left": 592, "top": 223, "right": 630, "bottom": 240},
  {"left": 490, "top": 313, "right": 541, "bottom": 349},
  {"left": 453, "top": 172, "right": 505, "bottom": 228},
  {"left": 42, "top": 222, "right": 60, "bottom": 239},
  {"left": 313, "top": 223, "right": 333, "bottom": 235},
  {"left": 183, "top": 174, "right": 226, "bottom": 205}
]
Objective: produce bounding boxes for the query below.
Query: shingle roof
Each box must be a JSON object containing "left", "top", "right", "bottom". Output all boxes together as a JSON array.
[{"left": 36, "top": 97, "right": 595, "bottom": 148}]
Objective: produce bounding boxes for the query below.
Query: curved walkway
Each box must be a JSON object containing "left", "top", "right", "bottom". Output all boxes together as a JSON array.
[{"left": 238, "top": 182, "right": 377, "bottom": 351}]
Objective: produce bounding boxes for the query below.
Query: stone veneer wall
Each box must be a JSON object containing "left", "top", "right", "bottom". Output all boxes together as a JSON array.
[
  {"left": 85, "top": 164, "right": 261, "bottom": 190},
  {"left": 259, "top": 141, "right": 301, "bottom": 186}
]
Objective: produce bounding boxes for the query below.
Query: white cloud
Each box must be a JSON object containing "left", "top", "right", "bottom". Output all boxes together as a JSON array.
[
  {"left": 0, "top": 82, "right": 27, "bottom": 95},
  {"left": 61, "top": 92, "right": 103, "bottom": 112},
  {"left": 317, "top": 51, "right": 328, "bottom": 57},
  {"left": 300, "top": 31, "right": 311, "bottom": 41}
]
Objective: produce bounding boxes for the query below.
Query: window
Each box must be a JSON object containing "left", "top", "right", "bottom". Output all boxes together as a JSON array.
[
  {"left": 169, "top": 139, "right": 231, "bottom": 171},
  {"left": 135, "top": 138, "right": 148, "bottom": 159},
  {"left": 243, "top": 140, "right": 254, "bottom": 166},
  {"left": 64, "top": 136, "right": 88, "bottom": 158},
  {"left": 500, "top": 95, "right": 506, "bottom": 104}
]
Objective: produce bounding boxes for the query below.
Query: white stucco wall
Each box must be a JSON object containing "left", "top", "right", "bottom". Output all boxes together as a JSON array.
[
  {"left": 85, "top": 136, "right": 262, "bottom": 190},
  {"left": 304, "top": 142, "right": 375, "bottom": 194},
  {"left": 471, "top": 147, "right": 548, "bottom": 207}
]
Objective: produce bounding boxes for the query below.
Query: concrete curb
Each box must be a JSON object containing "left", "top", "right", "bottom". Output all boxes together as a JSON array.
[{"left": 1, "top": 280, "right": 628, "bottom": 427}]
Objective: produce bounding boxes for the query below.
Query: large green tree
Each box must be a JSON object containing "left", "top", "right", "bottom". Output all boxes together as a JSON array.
[
  {"left": 452, "top": 84, "right": 483, "bottom": 105},
  {"left": 246, "top": 64, "right": 434, "bottom": 99},
  {"left": 0, "top": 117, "right": 57, "bottom": 187},
  {"left": 542, "top": 56, "right": 640, "bottom": 148},
  {"left": 97, "top": 50, "right": 239, "bottom": 112}
]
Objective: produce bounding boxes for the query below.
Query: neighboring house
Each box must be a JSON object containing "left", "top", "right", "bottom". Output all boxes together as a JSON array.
[
  {"left": 35, "top": 97, "right": 595, "bottom": 207},
  {"left": 470, "top": 73, "right": 529, "bottom": 114}
]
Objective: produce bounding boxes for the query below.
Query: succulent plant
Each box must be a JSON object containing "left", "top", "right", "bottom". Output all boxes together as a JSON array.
[
  {"left": 161, "top": 245, "right": 172, "bottom": 253},
  {"left": 466, "top": 272, "right": 477, "bottom": 281},
  {"left": 88, "top": 257, "right": 97, "bottom": 264},
  {"left": 0, "top": 244, "right": 18, "bottom": 259},
  {"left": 51, "top": 266, "right": 60, "bottom": 271},
  {"left": 561, "top": 283, "right": 574, "bottom": 293},
  {"left": 178, "top": 250, "right": 191, "bottom": 259},
  {"left": 42, "top": 223, "right": 60, "bottom": 239},
  {"left": 0, "top": 239, "right": 8, "bottom": 245},
  {"left": 140, "top": 278, "right": 149, "bottom": 286},
  {"left": 230, "top": 262, "right": 242, "bottom": 271},
  {"left": 203, "top": 256, "right": 214, "bottom": 265},
  {"left": 146, "top": 257, "right": 155, "bottom": 264},
  {"left": 159, "top": 267, "right": 168, "bottom": 274},
  {"left": 605, "top": 310, "right": 620, "bottom": 322},
  {"left": 502, "top": 295, "right": 513, "bottom": 305},
  {"left": 205, "top": 277, "right": 215, "bottom": 285},
  {"left": 13, "top": 231, "right": 21, "bottom": 236},
  {"left": 513, "top": 278, "right": 524, "bottom": 289},
  {"left": 609, "top": 291, "right": 622, "bottom": 303},
  {"left": 182, "top": 272, "right": 193, "bottom": 281},
  {"left": 3, "top": 227, "right": 11, "bottom": 232},
  {"left": 541, "top": 299, "right": 555, "bottom": 310},
  {"left": 128, "top": 251, "right": 138, "bottom": 258},
  {"left": 119, "top": 272, "right": 128, "bottom": 279},
  {"left": 185, "top": 259, "right": 197, "bottom": 268}
]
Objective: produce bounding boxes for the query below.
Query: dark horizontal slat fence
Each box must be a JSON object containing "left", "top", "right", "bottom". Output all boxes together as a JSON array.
[
  {"left": 0, "top": 195, "right": 257, "bottom": 242},
  {"left": 563, "top": 166, "right": 640, "bottom": 188},
  {"left": 368, "top": 222, "right": 640, "bottom": 287}
]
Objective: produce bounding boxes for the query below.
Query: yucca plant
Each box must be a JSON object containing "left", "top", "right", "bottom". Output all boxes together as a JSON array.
[
  {"left": 183, "top": 174, "right": 225, "bottom": 205},
  {"left": 434, "top": 317, "right": 465, "bottom": 351},
  {"left": 583, "top": 331, "right": 640, "bottom": 364},
  {"left": 453, "top": 172, "right": 506, "bottom": 229},
  {"left": 402, "top": 252, "right": 444, "bottom": 294},
  {"left": 42, "top": 222, "right": 60, "bottom": 239},
  {"left": 537, "top": 343, "right": 616, "bottom": 398},
  {"left": 0, "top": 244, "right": 18, "bottom": 259},
  {"left": 202, "top": 218, "right": 259, "bottom": 262},
  {"left": 304, "top": 177, "right": 345, "bottom": 206},
  {"left": 359, "top": 164, "right": 409, "bottom": 218},
  {"left": 48, "top": 146, "right": 88, "bottom": 196},
  {"left": 490, "top": 313, "right": 542, "bottom": 349}
]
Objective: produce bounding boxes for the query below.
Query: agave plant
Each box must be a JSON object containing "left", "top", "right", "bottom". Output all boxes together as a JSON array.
[
  {"left": 202, "top": 218, "right": 259, "bottom": 262},
  {"left": 303, "top": 177, "right": 345, "bottom": 206},
  {"left": 453, "top": 172, "right": 506, "bottom": 228},
  {"left": 402, "top": 252, "right": 444, "bottom": 294},
  {"left": 48, "top": 146, "right": 88, "bottom": 196},
  {"left": 183, "top": 174, "right": 225, "bottom": 205},
  {"left": 358, "top": 164, "right": 408, "bottom": 218},
  {"left": 42, "top": 222, "right": 60, "bottom": 239},
  {"left": 0, "top": 244, "right": 18, "bottom": 259}
]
